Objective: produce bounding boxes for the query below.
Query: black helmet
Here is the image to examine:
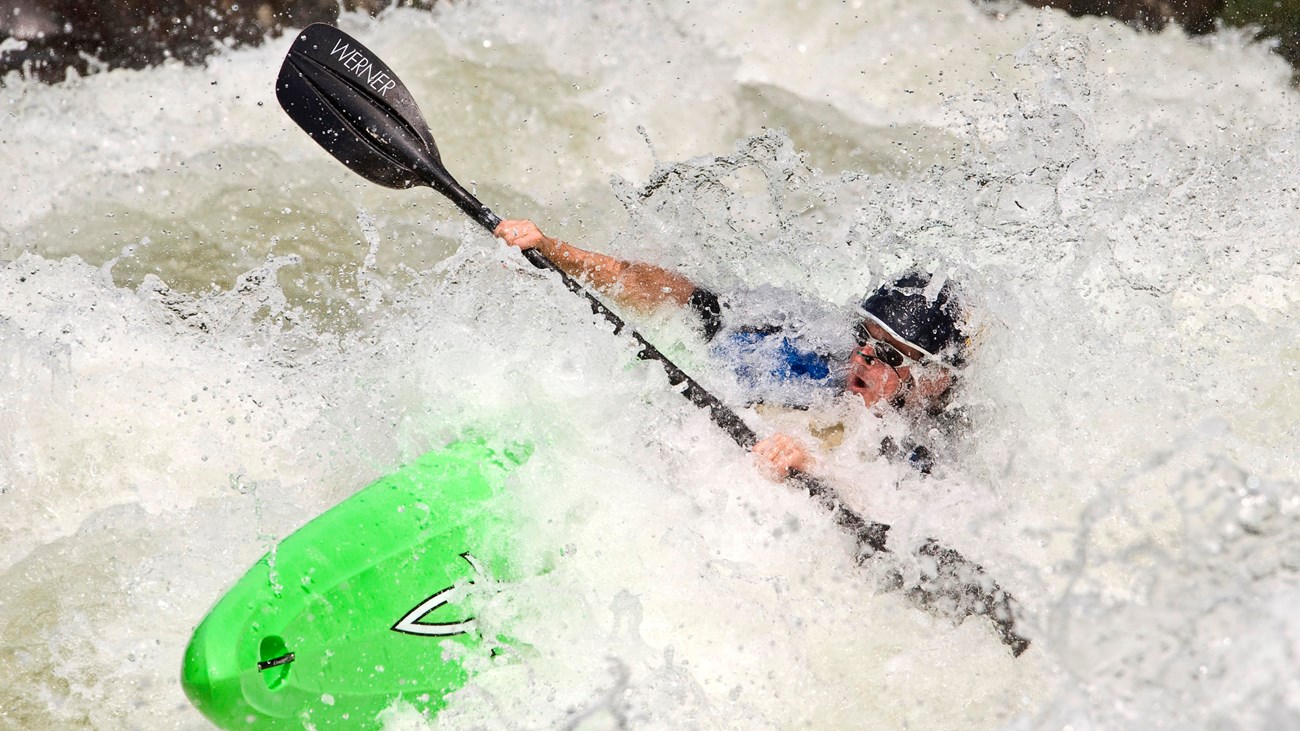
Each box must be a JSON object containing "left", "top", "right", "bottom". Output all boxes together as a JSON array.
[{"left": 858, "top": 273, "right": 966, "bottom": 366}]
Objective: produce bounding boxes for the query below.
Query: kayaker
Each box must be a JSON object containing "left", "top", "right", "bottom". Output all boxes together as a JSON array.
[{"left": 495, "top": 219, "right": 969, "bottom": 480}]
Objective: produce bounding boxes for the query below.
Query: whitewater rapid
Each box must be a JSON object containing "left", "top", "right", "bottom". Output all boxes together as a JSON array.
[{"left": 2, "top": 1, "right": 1298, "bottom": 729}]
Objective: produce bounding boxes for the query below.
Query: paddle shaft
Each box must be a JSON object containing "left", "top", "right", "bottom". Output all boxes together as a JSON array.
[
  {"left": 468, "top": 205, "right": 1030, "bottom": 653},
  {"left": 454, "top": 196, "right": 1037, "bottom": 656}
]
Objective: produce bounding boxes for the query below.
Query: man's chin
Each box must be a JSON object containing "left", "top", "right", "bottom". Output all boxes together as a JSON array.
[{"left": 854, "top": 391, "right": 887, "bottom": 413}]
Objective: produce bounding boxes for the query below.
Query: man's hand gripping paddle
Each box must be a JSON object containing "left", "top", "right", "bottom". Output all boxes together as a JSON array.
[{"left": 275, "top": 23, "right": 1030, "bottom": 656}]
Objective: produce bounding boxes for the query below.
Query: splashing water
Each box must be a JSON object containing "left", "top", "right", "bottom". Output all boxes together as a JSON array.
[{"left": 2, "top": 1, "right": 1298, "bottom": 729}]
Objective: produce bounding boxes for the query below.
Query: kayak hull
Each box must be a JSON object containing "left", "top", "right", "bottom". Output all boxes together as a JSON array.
[{"left": 182, "top": 438, "right": 528, "bottom": 729}]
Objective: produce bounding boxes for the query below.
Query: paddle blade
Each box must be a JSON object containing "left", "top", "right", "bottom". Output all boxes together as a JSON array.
[{"left": 276, "top": 23, "right": 442, "bottom": 190}]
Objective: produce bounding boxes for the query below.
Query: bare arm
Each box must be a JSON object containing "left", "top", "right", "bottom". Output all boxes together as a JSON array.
[
  {"left": 497, "top": 221, "right": 810, "bottom": 482},
  {"left": 495, "top": 219, "right": 698, "bottom": 314}
]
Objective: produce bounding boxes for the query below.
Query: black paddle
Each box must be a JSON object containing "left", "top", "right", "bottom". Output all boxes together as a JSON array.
[{"left": 275, "top": 23, "right": 1029, "bottom": 656}]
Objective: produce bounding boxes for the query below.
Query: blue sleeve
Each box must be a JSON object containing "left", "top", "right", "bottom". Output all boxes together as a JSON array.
[{"left": 713, "top": 327, "right": 839, "bottom": 407}]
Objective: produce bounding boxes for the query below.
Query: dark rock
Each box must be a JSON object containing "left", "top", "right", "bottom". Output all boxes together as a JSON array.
[
  {"left": 1020, "top": 0, "right": 1226, "bottom": 35},
  {"left": 0, "top": 0, "right": 435, "bottom": 83}
]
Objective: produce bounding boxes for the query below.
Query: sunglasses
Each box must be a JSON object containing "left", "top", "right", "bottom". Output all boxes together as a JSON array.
[{"left": 854, "top": 321, "right": 928, "bottom": 371}]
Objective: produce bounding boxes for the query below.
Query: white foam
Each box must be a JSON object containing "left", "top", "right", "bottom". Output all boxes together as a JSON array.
[{"left": 2, "top": 1, "right": 1298, "bottom": 728}]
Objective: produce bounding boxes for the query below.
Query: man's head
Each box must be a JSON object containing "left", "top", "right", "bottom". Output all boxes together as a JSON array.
[{"left": 846, "top": 273, "right": 966, "bottom": 413}]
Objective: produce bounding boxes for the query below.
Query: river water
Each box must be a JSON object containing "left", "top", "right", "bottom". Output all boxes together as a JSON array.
[{"left": 2, "top": 1, "right": 1298, "bottom": 729}]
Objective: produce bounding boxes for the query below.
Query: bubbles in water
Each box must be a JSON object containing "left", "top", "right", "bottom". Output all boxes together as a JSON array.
[{"left": 2, "top": 1, "right": 1298, "bottom": 729}]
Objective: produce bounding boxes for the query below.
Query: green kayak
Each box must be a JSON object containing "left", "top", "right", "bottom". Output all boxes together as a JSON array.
[{"left": 182, "top": 437, "right": 530, "bottom": 729}]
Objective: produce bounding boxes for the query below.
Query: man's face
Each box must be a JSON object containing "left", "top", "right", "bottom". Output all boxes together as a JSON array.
[{"left": 847, "top": 320, "right": 953, "bottom": 412}]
